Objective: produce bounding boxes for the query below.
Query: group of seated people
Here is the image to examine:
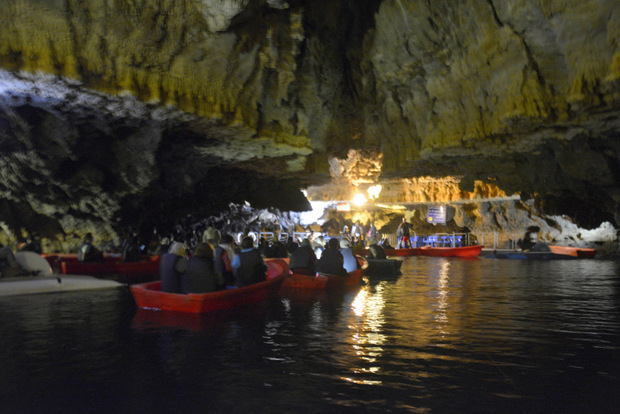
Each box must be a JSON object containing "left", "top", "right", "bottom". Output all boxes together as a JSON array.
[
  {"left": 159, "top": 230, "right": 386, "bottom": 294},
  {"left": 160, "top": 235, "right": 268, "bottom": 294}
]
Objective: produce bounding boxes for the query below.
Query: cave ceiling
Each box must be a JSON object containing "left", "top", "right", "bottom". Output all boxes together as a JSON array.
[{"left": 0, "top": 0, "right": 619, "bottom": 238}]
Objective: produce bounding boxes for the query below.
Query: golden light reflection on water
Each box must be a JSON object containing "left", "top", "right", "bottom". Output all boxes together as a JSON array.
[
  {"left": 344, "top": 283, "right": 389, "bottom": 384},
  {"left": 435, "top": 260, "right": 450, "bottom": 331}
]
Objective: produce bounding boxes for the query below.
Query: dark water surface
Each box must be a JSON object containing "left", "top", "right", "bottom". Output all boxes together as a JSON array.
[{"left": 1, "top": 257, "right": 619, "bottom": 413}]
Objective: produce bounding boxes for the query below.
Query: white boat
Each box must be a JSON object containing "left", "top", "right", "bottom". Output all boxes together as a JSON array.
[{"left": 0, "top": 274, "right": 123, "bottom": 297}]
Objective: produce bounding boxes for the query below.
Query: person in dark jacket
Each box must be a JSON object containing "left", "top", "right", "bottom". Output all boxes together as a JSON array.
[
  {"left": 367, "top": 237, "right": 387, "bottom": 259},
  {"left": 289, "top": 238, "right": 317, "bottom": 276},
  {"left": 77, "top": 233, "right": 104, "bottom": 263},
  {"left": 232, "top": 236, "right": 267, "bottom": 287},
  {"left": 316, "top": 238, "right": 347, "bottom": 276},
  {"left": 182, "top": 242, "right": 222, "bottom": 293},
  {"left": 159, "top": 242, "right": 188, "bottom": 293},
  {"left": 121, "top": 228, "right": 142, "bottom": 262},
  {"left": 264, "top": 237, "right": 288, "bottom": 258}
]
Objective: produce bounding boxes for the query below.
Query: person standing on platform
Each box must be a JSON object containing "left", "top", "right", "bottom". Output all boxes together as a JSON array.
[{"left": 396, "top": 218, "right": 412, "bottom": 249}]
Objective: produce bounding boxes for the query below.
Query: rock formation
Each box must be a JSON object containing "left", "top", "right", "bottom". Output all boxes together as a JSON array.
[{"left": 0, "top": 0, "right": 618, "bottom": 244}]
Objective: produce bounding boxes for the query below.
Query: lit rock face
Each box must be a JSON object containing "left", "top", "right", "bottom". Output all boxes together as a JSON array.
[{"left": 0, "top": 0, "right": 618, "bottom": 241}]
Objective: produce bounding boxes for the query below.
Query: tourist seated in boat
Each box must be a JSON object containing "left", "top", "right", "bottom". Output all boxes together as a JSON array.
[
  {"left": 0, "top": 243, "right": 23, "bottom": 278},
  {"left": 232, "top": 236, "right": 267, "bottom": 287},
  {"left": 160, "top": 242, "right": 189, "bottom": 293},
  {"left": 263, "top": 235, "right": 288, "bottom": 258},
  {"left": 154, "top": 236, "right": 171, "bottom": 256},
  {"left": 286, "top": 238, "right": 299, "bottom": 255},
  {"left": 517, "top": 227, "right": 548, "bottom": 252},
  {"left": 77, "top": 233, "right": 105, "bottom": 263},
  {"left": 339, "top": 238, "right": 360, "bottom": 272},
  {"left": 121, "top": 228, "right": 142, "bottom": 263},
  {"left": 214, "top": 234, "right": 236, "bottom": 286},
  {"left": 313, "top": 235, "right": 326, "bottom": 259},
  {"left": 289, "top": 238, "right": 317, "bottom": 276},
  {"left": 181, "top": 242, "right": 223, "bottom": 294},
  {"left": 316, "top": 238, "right": 348, "bottom": 276},
  {"left": 202, "top": 225, "right": 221, "bottom": 246},
  {"left": 367, "top": 238, "right": 387, "bottom": 259},
  {"left": 18, "top": 233, "right": 43, "bottom": 254}
]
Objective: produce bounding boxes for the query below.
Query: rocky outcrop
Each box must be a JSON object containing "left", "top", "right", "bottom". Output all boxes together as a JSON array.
[{"left": 0, "top": 0, "right": 618, "bottom": 243}]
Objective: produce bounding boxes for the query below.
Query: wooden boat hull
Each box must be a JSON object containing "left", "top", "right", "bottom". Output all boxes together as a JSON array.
[
  {"left": 0, "top": 275, "right": 123, "bottom": 297},
  {"left": 60, "top": 256, "right": 160, "bottom": 279},
  {"left": 420, "top": 245, "right": 483, "bottom": 258},
  {"left": 548, "top": 245, "right": 596, "bottom": 259},
  {"left": 281, "top": 257, "right": 367, "bottom": 290},
  {"left": 130, "top": 259, "right": 287, "bottom": 313},
  {"left": 364, "top": 258, "right": 403, "bottom": 277}
]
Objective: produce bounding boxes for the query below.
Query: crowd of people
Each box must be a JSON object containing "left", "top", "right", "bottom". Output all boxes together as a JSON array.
[
  {"left": 155, "top": 226, "right": 386, "bottom": 295},
  {"left": 1, "top": 218, "right": 397, "bottom": 283}
]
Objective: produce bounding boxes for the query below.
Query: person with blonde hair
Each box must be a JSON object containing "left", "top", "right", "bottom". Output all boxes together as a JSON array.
[{"left": 182, "top": 242, "right": 222, "bottom": 293}]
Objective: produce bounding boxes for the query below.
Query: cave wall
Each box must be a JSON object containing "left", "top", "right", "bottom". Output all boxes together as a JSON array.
[{"left": 0, "top": 0, "right": 619, "bottom": 242}]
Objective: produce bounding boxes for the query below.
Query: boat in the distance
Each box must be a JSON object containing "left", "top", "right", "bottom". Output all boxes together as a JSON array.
[
  {"left": 130, "top": 259, "right": 287, "bottom": 313},
  {"left": 419, "top": 245, "right": 483, "bottom": 258},
  {"left": 0, "top": 274, "right": 123, "bottom": 297},
  {"left": 280, "top": 256, "right": 367, "bottom": 290},
  {"left": 358, "top": 245, "right": 483, "bottom": 258},
  {"left": 58, "top": 256, "right": 160, "bottom": 281},
  {"left": 1, "top": 251, "right": 123, "bottom": 296},
  {"left": 548, "top": 245, "right": 596, "bottom": 259}
]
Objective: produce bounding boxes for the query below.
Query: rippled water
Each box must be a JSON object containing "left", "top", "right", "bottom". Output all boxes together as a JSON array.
[{"left": 1, "top": 257, "right": 619, "bottom": 413}]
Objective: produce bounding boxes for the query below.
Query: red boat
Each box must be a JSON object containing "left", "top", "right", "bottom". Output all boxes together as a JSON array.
[
  {"left": 130, "top": 259, "right": 287, "bottom": 313},
  {"left": 281, "top": 257, "right": 367, "bottom": 290},
  {"left": 60, "top": 255, "right": 160, "bottom": 280},
  {"left": 548, "top": 245, "right": 596, "bottom": 259},
  {"left": 419, "top": 245, "right": 483, "bottom": 258}
]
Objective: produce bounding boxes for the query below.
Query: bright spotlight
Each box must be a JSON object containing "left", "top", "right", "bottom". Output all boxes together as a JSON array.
[
  {"left": 352, "top": 193, "right": 367, "bottom": 206},
  {"left": 367, "top": 184, "right": 382, "bottom": 200}
]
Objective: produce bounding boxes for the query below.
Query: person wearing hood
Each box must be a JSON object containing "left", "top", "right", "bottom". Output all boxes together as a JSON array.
[
  {"left": 182, "top": 242, "right": 222, "bottom": 293},
  {"left": 339, "top": 238, "right": 359, "bottom": 272},
  {"left": 316, "top": 238, "right": 348, "bottom": 276},
  {"left": 160, "top": 242, "right": 188, "bottom": 293}
]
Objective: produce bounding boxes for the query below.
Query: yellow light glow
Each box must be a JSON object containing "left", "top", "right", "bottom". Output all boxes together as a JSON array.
[
  {"left": 367, "top": 184, "right": 382, "bottom": 200},
  {"left": 352, "top": 193, "right": 367, "bottom": 206}
]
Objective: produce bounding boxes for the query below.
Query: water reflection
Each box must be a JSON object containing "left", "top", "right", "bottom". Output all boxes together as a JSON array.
[{"left": 1, "top": 258, "right": 618, "bottom": 413}]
